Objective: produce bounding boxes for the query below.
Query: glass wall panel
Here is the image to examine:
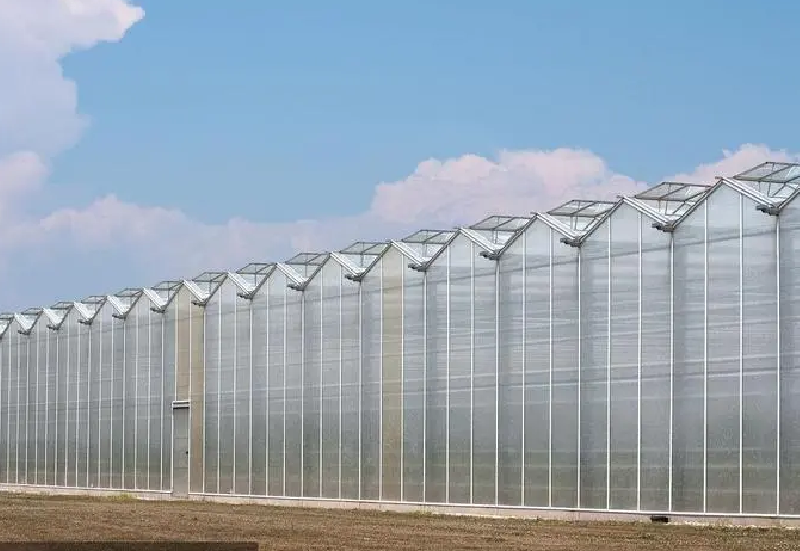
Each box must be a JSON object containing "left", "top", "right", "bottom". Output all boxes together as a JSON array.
[
  {"left": 523, "top": 224, "right": 553, "bottom": 508},
  {"left": 580, "top": 221, "right": 609, "bottom": 510},
  {"left": 204, "top": 292, "right": 220, "bottom": 493},
  {"left": 360, "top": 267, "right": 381, "bottom": 500},
  {"left": 266, "top": 275, "right": 286, "bottom": 495},
  {"left": 425, "top": 255, "right": 447, "bottom": 504},
  {"left": 340, "top": 276, "right": 361, "bottom": 500},
  {"left": 672, "top": 202, "right": 707, "bottom": 513},
  {"left": 401, "top": 253, "right": 425, "bottom": 503},
  {"left": 111, "top": 313, "right": 125, "bottom": 490},
  {"left": 218, "top": 284, "right": 236, "bottom": 495},
  {"left": 705, "top": 188, "right": 742, "bottom": 514},
  {"left": 608, "top": 207, "right": 640, "bottom": 511},
  {"left": 234, "top": 294, "right": 251, "bottom": 495},
  {"left": 741, "top": 202, "right": 778, "bottom": 514},
  {"left": 0, "top": 334, "right": 8, "bottom": 483},
  {"left": 284, "top": 286, "right": 303, "bottom": 497},
  {"left": 780, "top": 198, "right": 800, "bottom": 515},
  {"left": 639, "top": 217, "right": 671, "bottom": 512},
  {"left": 473, "top": 246, "right": 497, "bottom": 506},
  {"left": 382, "top": 253, "right": 403, "bottom": 502},
  {"left": 551, "top": 229, "right": 579, "bottom": 508},
  {"left": 303, "top": 279, "right": 322, "bottom": 498},
  {"left": 498, "top": 237, "right": 524, "bottom": 506},
  {"left": 251, "top": 289, "right": 269, "bottom": 496},
  {"left": 447, "top": 237, "right": 471, "bottom": 504},
  {"left": 320, "top": 263, "right": 342, "bottom": 499},
  {"left": 99, "top": 307, "right": 114, "bottom": 489}
]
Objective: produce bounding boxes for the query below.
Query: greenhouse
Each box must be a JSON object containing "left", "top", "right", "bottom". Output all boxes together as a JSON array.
[{"left": 1, "top": 160, "right": 800, "bottom": 517}]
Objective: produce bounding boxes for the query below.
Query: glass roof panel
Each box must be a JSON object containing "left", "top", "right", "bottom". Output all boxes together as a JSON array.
[
  {"left": 151, "top": 280, "right": 183, "bottom": 292},
  {"left": 339, "top": 241, "right": 389, "bottom": 256},
  {"left": 732, "top": 162, "right": 800, "bottom": 201},
  {"left": 236, "top": 263, "right": 275, "bottom": 276},
  {"left": 400, "top": 229, "right": 456, "bottom": 262},
  {"left": 634, "top": 181, "right": 709, "bottom": 217},
  {"left": 285, "top": 252, "right": 328, "bottom": 266},
  {"left": 338, "top": 242, "right": 389, "bottom": 269},
  {"left": 192, "top": 271, "right": 228, "bottom": 283},
  {"left": 547, "top": 199, "right": 616, "bottom": 231},
  {"left": 81, "top": 295, "right": 107, "bottom": 305},
  {"left": 469, "top": 215, "right": 530, "bottom": 232},
  {"left": 735, "top": 162, "right": 800, "bottom": 183},
  {"left": 49, "top": 300, "right": 75, "bottom": 311},
  {"left": 116, "top": 287, "right": 144, "bottom": 298},
  {"left": 402, "top": 229, "right": 456, "bottom": 245}
]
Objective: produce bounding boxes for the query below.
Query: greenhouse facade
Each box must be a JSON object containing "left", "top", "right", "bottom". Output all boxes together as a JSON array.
[{"left": 1, "top": 160, "right": 800, "bottom": 517}]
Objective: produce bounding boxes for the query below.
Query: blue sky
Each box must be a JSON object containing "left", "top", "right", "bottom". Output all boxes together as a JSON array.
[{"left": 0, "top": 0, "right": 799, "bottom": 308}]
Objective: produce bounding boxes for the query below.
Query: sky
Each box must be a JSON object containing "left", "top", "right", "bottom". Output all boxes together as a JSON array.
[{"left": 0, "top": 0, "right": 799, "bottom": 309}]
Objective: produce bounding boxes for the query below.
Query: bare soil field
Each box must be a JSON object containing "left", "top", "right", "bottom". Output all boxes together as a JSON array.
[{"left": 0, "top": 493, "right": 796, "bottom": 550}]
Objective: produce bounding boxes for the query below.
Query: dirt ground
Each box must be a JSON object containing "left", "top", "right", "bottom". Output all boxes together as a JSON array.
[{"left": 0, "top": 494, "right": 797, "bottom": 550}]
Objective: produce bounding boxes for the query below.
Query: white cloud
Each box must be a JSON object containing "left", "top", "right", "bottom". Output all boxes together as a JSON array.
[{"left": 20, "top": 143, "right": 793, "bottom": 285}]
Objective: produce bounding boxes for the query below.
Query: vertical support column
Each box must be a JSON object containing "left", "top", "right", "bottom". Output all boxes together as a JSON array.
[
  {"left": 422, "top": 274, "right": 428, "bottom": 502},
  {"left": 357, "top": 284, "right": 362, "bottom": 501},
  {"left": 703, "top": 201, "right": 709, "bottom": 514},
  {"left": 282, "top": 285, "right": 287, "bottom": 496},
  {"left": 738, "top": 196, "right": 744, "bottom": 514},
  {"left": 469, "top": 253, "right": 475, "bottom": 504},
  {"left": 577, "top": 249, "right": 582, "bottom": 509},
  {"left": 521, "top": 233, "right": 527, "bottom": 507},
  {"left": 319, "top": 279, "right": 324, "bottom": 499},
  {"left": 249, "top": 300, "right": 254, "bottom": 495},
  {"left": 338, "top": 273, "right": 343, "bottom": 500},
  {"left": 378, "top": 265, "right": 384, "bottom": 502},
  {"left": 668, "top": 234, "right": 675, "bottom": 512},
  {"left": 776, "top": 215, "right": 781, "bottom": 515},
  {"left": 636, "top": 213, "right": 643, "bottom": 511},
  {"left": 548, "top": 230, "right": 554, "bottom": 508},
  {"left": 300, "top": 293, "right": 305, "bottom": 496},
  {"left": 217, "top": 294, "right": 222, "bottom": 495},
  {"left": 445, "top": 249, "right": 451, "bottom": 504},
  {"left": 400, "top": 260, "right": 405, "bottom": 503},
  {"left": 494, "top": 255, "right": 500, "bottom": 507},
  {"left": 606, "top": 219, "right": 612, "bottom": 510}
]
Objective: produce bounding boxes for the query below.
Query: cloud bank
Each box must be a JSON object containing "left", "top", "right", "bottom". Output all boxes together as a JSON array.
[{"left": 0, "top": 2, "right": 797, "bottom": 309}]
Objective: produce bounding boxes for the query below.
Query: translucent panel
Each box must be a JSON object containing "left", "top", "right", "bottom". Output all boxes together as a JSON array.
[
  {"left": 705, "top": 187, "right": 741, "bottom": 514},
  {"left": 498, "top": 239, "right": 524, "bottom": 506},
  {"left": 551, "top": 230, "right": 580, "bottom": 508},
  {"left": 523, "top": 224, "right": 554, "bottom": 508},
  {"left": 284, "top": 286, "right": 303, "bottom": 496},
  {"left": 319, "top": 263, "right": 342, "bottom": 499},
  {"left": 302, "top": 278, "right": 321, "bottom": 498},
  {"left": 217, "top": 285, "right": 235, "bottom": 495},
  {"left": 401, "top": 252, "right": 425, "bottom": 503},
  {"left": 425, "top": 259, "right": 447, "bottom": 503},
  {"left": 780, "top": 199, "right": 800, "bottom": 515},
  {"left": 360, "top": 269, "right": 381, "bottom": 500},
  {"left": 607, "top": 207, "right": 640, "bottom": 511},
  {"left": 381, "top": 252, "right": 403, "bottom": 502},
  {"left": 580, "top": 221, "right": 609, "bottom": 510},
  {"left": 741, "top": 201, "right": 778, "bottom": 514},
  {"left": 233, "top": 294, "right": 251, "bottom": 495},
  {"left": 447, "top": 237, "right": 472, "bottom": 504},
  {"left": 266, "top": 275, "right": 287, "bottom": 495},
  {"left": 251, "top": 290, "right": 269, "bottom": 496},
  {"left": 339, "top": 278, "right": 360, "bottom": 500},
  {"left": 639, "top": 216, "right": 671, "bottom": 512},
  {"left": 473, "top": 247, "right": 497, "bottom": 505},
  {"left": 672, "top": 202, "right": 708, "bottom": 513}
]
